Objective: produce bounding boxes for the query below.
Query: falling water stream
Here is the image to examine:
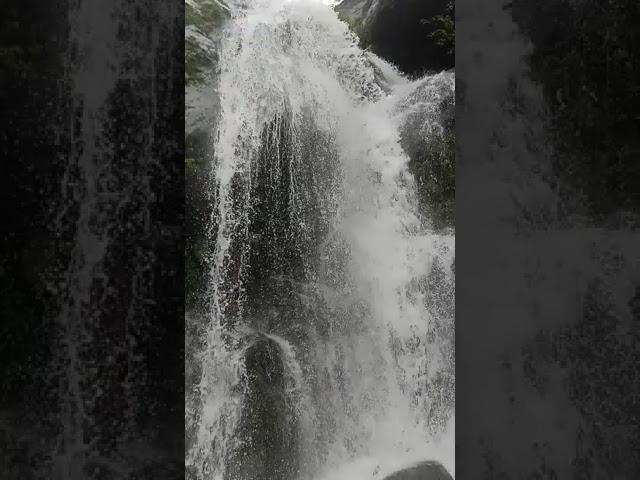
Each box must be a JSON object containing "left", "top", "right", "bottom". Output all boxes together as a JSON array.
[{"left": 186, "top": 0, "right": 455, "bottom": 478}]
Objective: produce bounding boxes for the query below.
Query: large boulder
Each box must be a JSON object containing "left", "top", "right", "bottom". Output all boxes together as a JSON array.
[
  {"left": 397, "top": 73, "right": 455, "bottom": 229},
  {"left": 225, "top": 335, "right": 300, "bottom": 480},
  {"left": 383, "top": 461, "right": 453, "bottom": 480}
]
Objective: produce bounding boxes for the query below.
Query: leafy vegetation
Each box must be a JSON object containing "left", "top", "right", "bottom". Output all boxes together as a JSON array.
[{"left": 422, "top": 1, "right": 454, "bottom": 56}]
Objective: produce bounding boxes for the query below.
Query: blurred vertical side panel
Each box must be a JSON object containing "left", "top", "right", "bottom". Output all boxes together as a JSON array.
[
  {"left": 0, "top": 0, "right": 184, "bottom": 478},
  {"left": 456, "top": 0, "right": 639, "bottom": 477}
]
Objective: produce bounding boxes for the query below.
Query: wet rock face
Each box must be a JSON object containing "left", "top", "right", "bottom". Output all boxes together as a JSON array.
[
  {"left": 398, "top": 76, "right": 455, "bottom": 228},
  {"left": 367, "top": 0, "right": 453, "bottom": 75},
  {"left": 244, "top": 335, "right": 286, "bottom": 389},
  {"left": 383, "top": 461, "right": 453, "bottom": 480},
  {"left": 225, "top": 335, "right": 300, "bottom": 480}
]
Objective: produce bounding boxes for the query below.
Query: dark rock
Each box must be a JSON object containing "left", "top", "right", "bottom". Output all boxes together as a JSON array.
[
  {"left": 398, "top": 76, "right": 455, "bottom": 228},
  {"left": 244, "top": 335, "right": 286, "bottom": 388},
  {"left": 383, "top": 461, "right": 453, "bottom": 480},
  {"left": 225, "top": 335, "right": 300, "bottom": 480},
  {"left": 336, "top": 0, "right": 454, "bottom": 75}
]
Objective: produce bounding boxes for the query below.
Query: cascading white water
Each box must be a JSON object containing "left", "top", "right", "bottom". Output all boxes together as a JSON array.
[{"left": 186, "top": 0, "right": 455, "bottom": 478}]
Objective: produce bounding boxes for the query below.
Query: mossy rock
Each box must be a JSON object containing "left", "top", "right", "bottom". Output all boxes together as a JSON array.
[
  {"left": 185, "top": 0, "right": 230, "bottom": 85},
  {"left": 186, "top": 0, "right": 229, "bottom": 33},
  {"left": 400, "top": 79, "right": 455, "bottom": 229}
]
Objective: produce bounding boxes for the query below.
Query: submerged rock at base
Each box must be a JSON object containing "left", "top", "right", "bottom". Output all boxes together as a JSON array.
[{"left": 383, "top": 461, "right": 452, "bottom": 480}]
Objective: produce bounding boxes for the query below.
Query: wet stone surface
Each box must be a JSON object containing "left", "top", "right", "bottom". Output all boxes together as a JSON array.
[{"left": 383, "top": 461, "right": 453, "bottom": 480}]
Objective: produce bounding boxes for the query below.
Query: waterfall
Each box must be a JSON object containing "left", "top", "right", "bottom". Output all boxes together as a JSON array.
[{"left": 186, "top": 0, "right": 455, "bottom": 478}]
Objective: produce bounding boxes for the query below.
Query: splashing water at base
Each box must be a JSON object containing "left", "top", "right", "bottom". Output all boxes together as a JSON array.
[
  {"left": 186, "top": 0, "right": 455, "bottom": 478},
  {"left": 317, "top": 418, "right": 455, "bottom": 480}
]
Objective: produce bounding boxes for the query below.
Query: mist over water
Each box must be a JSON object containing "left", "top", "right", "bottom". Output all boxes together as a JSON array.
[{"left": 186, "top": 0, "right": 455, "bottom": 478}]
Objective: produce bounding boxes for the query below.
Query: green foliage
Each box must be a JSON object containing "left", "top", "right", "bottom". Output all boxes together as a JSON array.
[{"left": 422, "top": 1, "right": 454, "bottom": 56}]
